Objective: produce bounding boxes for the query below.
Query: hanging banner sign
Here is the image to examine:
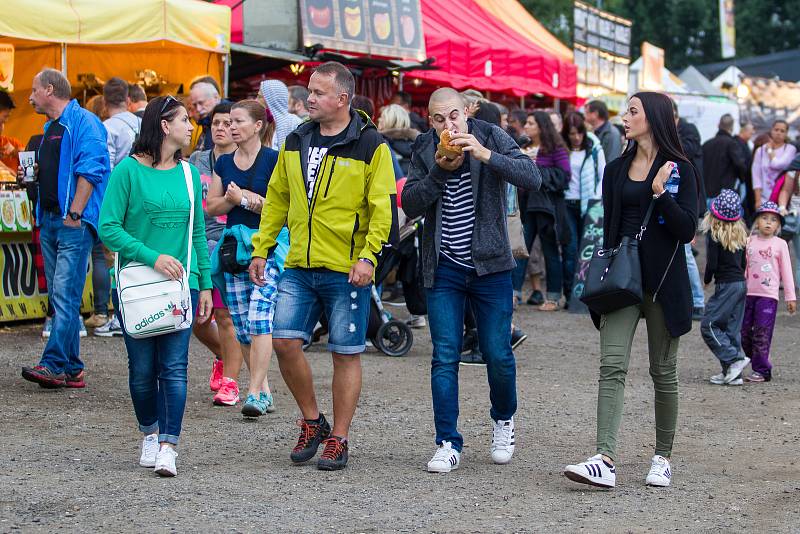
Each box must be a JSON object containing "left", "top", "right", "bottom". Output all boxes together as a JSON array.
[{"left": 719, "top": 0, "right": 736, "bottom": 59}]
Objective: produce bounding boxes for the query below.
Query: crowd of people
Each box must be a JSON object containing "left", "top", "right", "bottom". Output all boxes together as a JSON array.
[{"left": 6, "top": 60, "right": 800, "bottom": 483}]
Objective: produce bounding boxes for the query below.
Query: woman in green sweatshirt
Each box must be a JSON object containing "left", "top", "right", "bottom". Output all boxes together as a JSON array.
[{"left": 99, "top": 96, "right": 212, "bottom": 478}]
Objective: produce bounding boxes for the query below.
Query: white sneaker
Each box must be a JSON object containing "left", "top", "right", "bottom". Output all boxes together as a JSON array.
[
  {"left": 95, "top": 315, "right": 123, "bottom": 337},
  {"left": 78, "top": 317, "right": 87, "bottom": 338},
  {"left": 709, "top": 372, "right": 726, "bottom": 385},
  {"left": 491, "top": 417, "right": 515, "bottom": 464},
  {"left": 154, "top": 445, "right": 178, "bottom": 477},
  {"left": 427, "top": 441, "right": 461, "bottom": 473},
  {"left": 139, "top": 434, "right": 159, "bottom": 468},
  {"left": 564, "top": 454, "right": 616, "bottom": 488},
  {"left": 724, "top": 357, "right": 750, "bottom": 384},
  {"left": 645, "top": 455, "right": 672, "bottom": 487}
]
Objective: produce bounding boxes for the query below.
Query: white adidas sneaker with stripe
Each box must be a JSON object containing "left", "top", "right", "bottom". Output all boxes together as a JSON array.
[
  {"left": 645, "top": 455, "right": 672, "bottom": 487},
  {"left": 564, "top": 454, "right": 616, "bottom": 488},
  {"left": 427, "top": 441, "right": 461, "bottom": 473}
]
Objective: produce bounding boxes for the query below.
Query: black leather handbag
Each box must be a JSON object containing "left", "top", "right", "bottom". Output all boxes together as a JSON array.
[{"left": 580, "top": 200, "right": 655, "bottom": 315}]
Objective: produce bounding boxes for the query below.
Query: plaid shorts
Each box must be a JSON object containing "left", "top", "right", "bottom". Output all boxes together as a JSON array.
[{"left": 224, "top": 258, "right": 280, "bottom": 344}]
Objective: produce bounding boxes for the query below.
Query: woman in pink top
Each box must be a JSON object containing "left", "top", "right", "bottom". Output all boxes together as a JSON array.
[
  {"left": 751, "top": 120, "right": 796, "bottom": 207},
  {"left": 742, "top": 201, "right": 797, "bottom": 382}
]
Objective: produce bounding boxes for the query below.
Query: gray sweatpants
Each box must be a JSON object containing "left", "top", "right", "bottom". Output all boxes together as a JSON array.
[{"left": 700, "top": 280, "right": 747, "bottom": 366}]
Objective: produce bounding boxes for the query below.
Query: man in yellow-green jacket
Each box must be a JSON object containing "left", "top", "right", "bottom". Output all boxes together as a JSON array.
[{"left": 249, "top": 62, "right": 396, "bottom": 471}]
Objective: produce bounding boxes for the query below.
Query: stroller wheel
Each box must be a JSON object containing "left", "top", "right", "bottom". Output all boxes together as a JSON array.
[{"left": 374, "top": 319, "right": 413, "bottom": 357}]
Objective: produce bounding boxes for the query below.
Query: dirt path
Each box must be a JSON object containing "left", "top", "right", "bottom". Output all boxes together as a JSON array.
[{"left": 2, "top": 297, "right": 800, "bottom": 532}]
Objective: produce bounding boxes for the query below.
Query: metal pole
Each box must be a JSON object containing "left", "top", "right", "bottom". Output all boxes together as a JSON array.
[
  {"left": 398, "top": 72, "right": 404, "bottom": 92},
  {"left": 61, "top": 43, "right": 67, "bottom": 76},
  {"left": 222, "top": 53, "right": 230, "bottom": 98},
  {"left": 520, "top": 95, "right": 525, "bottom": 109}
]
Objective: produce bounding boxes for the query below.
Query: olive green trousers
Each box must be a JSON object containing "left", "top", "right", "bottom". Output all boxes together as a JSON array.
[{"left": 597, "top": 296, "right": 679, "bottom": 460}]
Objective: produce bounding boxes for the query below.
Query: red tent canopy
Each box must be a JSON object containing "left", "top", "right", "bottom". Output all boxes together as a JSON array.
[
  {"left": 214, "top": 0, "right": 242, "bottom": 44},
  {"left": 409, "top": 0, "right": 577, "bottom": 100}
]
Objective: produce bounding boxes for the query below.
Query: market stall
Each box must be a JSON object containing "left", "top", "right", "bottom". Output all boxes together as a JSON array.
[{"left": 0, "top": 0, "right": 231, "bottom": 321}]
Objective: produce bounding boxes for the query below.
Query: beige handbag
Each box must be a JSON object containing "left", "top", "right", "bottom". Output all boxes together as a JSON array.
[
  {"left": 507, "top": 209, "right": 529, "bottom": 259},
  {"left": 506, "top": 184, "right": 529, "bottom": 259}
]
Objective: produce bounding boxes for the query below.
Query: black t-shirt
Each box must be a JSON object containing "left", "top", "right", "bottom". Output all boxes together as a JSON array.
[
  {"left": 620, "top": 177, "right": 648, "bottom": 238},
  {"left": 38, "top": 120, "right": 65, "bottom": 213},
  {"left": 306, "top": 123, "right": 350, "bottom": 205}
]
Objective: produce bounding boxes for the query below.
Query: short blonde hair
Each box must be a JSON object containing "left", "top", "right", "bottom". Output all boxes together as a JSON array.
[{"left": 379, "top": 104, "right": 410, "bottom": 130}]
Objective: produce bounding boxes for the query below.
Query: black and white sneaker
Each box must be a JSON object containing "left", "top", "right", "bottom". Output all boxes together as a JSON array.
[
  {"left": 491, "top": 418, "right": 515, "bottom": 464},
  {"left": 645, "top": 455, "right": 672, "bottom": 487},
  {"left": 564, "top": 454, "right": 616, "bottom": 488},
  {"left": 427, "top": 441, "right": 461, "bottom": 473}
]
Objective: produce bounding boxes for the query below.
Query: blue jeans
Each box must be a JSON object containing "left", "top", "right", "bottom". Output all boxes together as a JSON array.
[
  {"left": 426, "top": 255, "right": 517, "bottom": 452},
  {"left": 38, "top": 212, "right": 95, "bottom": 375},
  {"left": 272, "top": 268, "right": 371, "bottom": 354},
  {"left": 512, "top": 212, "right": 562, "bottom": 301},
  {"left": 700, "top": 281, "right": 746, "bottom": 365},
  {"left": 119, "top": 290, "right": 198, "bottom": 446},
  {"left": 563, "top": 201, "right": 582, "bottom": 299},
  {"left": 792, "top": 233, "right": 800, "bottom": 288},
  {"left": 685, "top": 244, "right": 705, "bottom": 308}
]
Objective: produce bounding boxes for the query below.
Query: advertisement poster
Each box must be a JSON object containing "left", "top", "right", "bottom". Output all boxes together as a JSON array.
[
  {"left": 0, "top": 236, "right": 93, "bottom": 322},
  {"left": 0, "top": 43, "right": 13, "bottom": 91},
  {"left": 300, "top": 0, "right": 425, "bottom": 60},
  {"left": 719, "top": 0, "right": 736, "bottom": 59}
]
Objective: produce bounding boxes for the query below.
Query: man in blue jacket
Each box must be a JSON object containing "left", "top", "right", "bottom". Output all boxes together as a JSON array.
[{"left": 21, "top": 68, "right": 109, "bottom": 389}]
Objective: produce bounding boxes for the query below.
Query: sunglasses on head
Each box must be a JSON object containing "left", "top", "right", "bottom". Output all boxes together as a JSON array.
[{"left": 159, "top": 95, "right": 179, "bottom": 115}]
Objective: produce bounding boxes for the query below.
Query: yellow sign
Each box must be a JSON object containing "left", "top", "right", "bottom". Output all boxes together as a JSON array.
[
  {"left": 0, "top": 233, "right": 93, "bottom": 322},
  {"left": 0, "top": 43, "right": 13, "bottom": 91}
]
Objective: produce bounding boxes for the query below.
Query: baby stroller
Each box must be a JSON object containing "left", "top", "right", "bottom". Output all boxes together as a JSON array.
[{"left": 367, "top": 217, "right": 424, "bottom": 357}]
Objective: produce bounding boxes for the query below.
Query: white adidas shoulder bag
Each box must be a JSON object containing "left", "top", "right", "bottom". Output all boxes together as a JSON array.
[{"left": 115, "top": 160, "right": 195, "bottom": 339}]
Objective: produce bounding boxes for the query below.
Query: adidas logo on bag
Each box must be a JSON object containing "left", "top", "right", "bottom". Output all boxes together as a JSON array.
[{"left": 135, "top": 310, "right": 166, "bottom": 331}]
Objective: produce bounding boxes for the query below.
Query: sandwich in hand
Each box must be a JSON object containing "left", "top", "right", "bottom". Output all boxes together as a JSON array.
[{"left": 436, "top": 130, "right": 463, "bottom": 160}]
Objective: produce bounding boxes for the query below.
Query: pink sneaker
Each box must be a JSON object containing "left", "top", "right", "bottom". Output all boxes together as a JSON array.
[
  {"left": 209, "top": 358, "right": 224, "bottom": 392},
  {"left": 213, "top": 377, "right": 240, "bottom": 406}
]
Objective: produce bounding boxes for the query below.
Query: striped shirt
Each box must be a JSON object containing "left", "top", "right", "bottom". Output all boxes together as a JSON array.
[{"left": 440, "top": 164, "right": 475, "bottom": 268}]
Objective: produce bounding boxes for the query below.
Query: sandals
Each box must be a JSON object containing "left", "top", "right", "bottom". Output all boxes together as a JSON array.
[{"left": 538, "top": 300, "right": 560, "bottom": 312}]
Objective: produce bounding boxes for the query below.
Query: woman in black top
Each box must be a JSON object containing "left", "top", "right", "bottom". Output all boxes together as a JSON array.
[{"left": 564, "top": 92, "right": 698, "bottom": 490}]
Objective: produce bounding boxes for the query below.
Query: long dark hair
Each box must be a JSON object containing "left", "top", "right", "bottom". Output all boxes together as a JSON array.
[
  {"left": 132, "top": 96, "right": 186, "bottom": 166},
  {"left": 623, "top": 92, "right": 688, "bottom": 164},
  {"left": 562, "top": 111, "right": 589, "bottom": 151},
  {"left": 531, "top": 110, "right": 565, "bottom": 155}
]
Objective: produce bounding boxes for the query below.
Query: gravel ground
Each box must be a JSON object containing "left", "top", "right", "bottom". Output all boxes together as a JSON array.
[{"left": 2, "top": 277, "right": 800, "bottom": 533}]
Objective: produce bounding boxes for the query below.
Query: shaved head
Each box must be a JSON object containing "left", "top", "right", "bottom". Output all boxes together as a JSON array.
[
  {"left": 428, "top": 88, "right": 468, "bottom": 135},
  {"left": 428, "top": 88, "right": 465, "bottom": 111}
]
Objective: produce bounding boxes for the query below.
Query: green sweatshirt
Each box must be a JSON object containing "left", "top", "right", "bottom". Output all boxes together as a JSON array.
[{"left": 99, "top": 157, "right": 212, "bottom": 291}]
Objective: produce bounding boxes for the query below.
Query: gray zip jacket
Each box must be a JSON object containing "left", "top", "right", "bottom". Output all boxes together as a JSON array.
[{"left": 402, "top": 118, "right": 541, "bottom": 287}]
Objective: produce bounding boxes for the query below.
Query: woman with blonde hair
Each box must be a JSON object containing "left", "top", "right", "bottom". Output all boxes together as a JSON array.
[
  {"left": 699, "top": 189, "right": 750, "bottom": 386},
  {"left": 378, "top": 103, "right": 419, "bottom": 176}
]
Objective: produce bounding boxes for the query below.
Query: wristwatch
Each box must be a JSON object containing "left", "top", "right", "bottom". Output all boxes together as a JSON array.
[
  {"left": 68, "top": 211, "right": 82, "bottom": 221},
  {"left": 358, "top": 257, "right": 375, "bottom": 268},
  {"left": 239, "top": 195, "right": 250, "bottom": 209},
  {"left": 652, "top": 190, "right": 666, "bottom": 200}
]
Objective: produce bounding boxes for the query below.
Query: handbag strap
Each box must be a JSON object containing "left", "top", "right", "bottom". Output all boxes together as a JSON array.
[
  {"left": 635, "top": 198, "right": 657, "bottom": 241},
  {"left": 181, "top": 160, "right": 195, "bottom": 279}
]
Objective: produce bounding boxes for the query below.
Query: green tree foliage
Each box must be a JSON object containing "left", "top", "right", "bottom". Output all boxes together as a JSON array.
[{"left": 520, "top": 0, "right": 800, "bottom": 70}]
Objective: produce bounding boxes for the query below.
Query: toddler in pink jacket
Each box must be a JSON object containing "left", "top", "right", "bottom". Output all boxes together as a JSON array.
[{"left": 742, "top": 202, "right": 797, "bottom": 382}]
